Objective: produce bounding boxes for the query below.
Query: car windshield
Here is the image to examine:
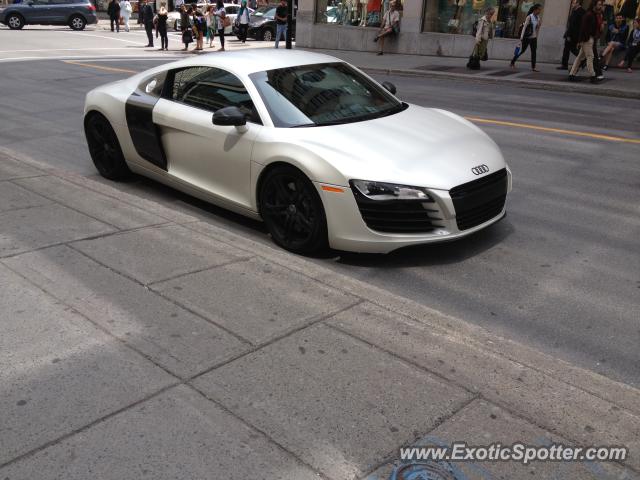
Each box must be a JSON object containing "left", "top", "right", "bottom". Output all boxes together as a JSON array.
[
  {"left": 249, "top": 62, "right": 405, "bottom": 128},
  {"left": 252, "top": 6, "right": 276, "bottom": 17}
]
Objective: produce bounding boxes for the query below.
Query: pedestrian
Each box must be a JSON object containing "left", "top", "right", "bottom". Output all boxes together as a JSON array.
[
  {"left": 570, "top": 0, "right": 605, "bottom": 83},
  {"left": 274, "top": 0, "right": 288, "bottom": 48},
  {"left": 120, "top": 0, "right": 132, "bottom": 31},
  {"left": 558, "top": 0, "right": 585, "bottom": 70},
  {"left": 156, "top": 4, "right": 169, "bottom": 50},
  {"left": 373, "top": 0, "right": 399, "bottom": 55},
  {"left": 618, "top": 17, "right": 640, "bottom": 71},
  {"left": 600, "top": 14, "right": 629, "bottom": 68},
  {"left": 107, "top": 0, "right": 121, "bottom": 32},
  {"left": 205, "top": 5, "right": 216, "bottom": 48},
  {"left": 141, "top": 0, "right": 155, "bottom": 47},
  {"left": 466, "top": 6, "right": 494, "bottom": 69},
  {"left": 510, "top": 4, "right": 542, "bottom": 71},
  {"left": 215, "top": 0, "right": 227, "bottom": 51},
  {"left": 236, "top": 0, "right": 250, "bottom": 43},
  {"left": 194, "top": 9, "right": 206, "bottom": 50},
  {"left": 180, "top": 5, "right": 193, "bottom": 50}
]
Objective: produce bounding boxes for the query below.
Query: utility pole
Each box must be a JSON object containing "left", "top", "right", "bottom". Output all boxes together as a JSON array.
[{"left": 285, "top": 0, "right": 293, "bottom": 49}]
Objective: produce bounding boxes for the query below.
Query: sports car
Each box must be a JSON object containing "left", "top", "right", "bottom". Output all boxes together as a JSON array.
[{"left": 83, "top": 50, "right": 512, "bottom": 254}]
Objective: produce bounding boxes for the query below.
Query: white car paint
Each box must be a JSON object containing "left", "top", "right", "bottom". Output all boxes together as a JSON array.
[{"left": 84, "top": 49, "right": 511, "bottom": 253}]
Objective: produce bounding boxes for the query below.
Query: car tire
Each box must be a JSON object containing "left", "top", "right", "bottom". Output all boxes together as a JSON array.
[
  {"left": 69, "top": 14, "right": 86, "bottom": 30},
  {"left": 259, "top": 165, "right": 328, "bottom": 254},
  {"left": 260, "top": 27, "right": 273, "bottom": 41},
  {"left": 7, "top": 13, "right": 25, "bottom": 30},
  {"left": 85, "top": 113, "right": 131, "bottom": 181}
]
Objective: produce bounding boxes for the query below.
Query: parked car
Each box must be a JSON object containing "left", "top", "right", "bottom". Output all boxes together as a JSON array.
[
  {"left": 168, "top": 2, "right": 251, "bottom": 34},
  {"left": 83, "top": 50, "right": 511, "bottom": 254},
  {"left": 232, "top": 4, "right": 295, "bottom": 41},
  {"left": 0, "top": 0, "right": 97, "bottom": 30}
]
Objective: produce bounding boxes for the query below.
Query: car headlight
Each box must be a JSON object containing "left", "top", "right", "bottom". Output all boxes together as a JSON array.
[{"left": 350, "top": 180, "right": 432, "bottom": 201}]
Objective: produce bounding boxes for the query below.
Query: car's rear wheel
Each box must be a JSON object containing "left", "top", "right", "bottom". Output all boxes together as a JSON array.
[
  {"left": 69, "top": 14, "right": 86, "bottom": 30},
  {"left": 85, "top": 113, "right": 131, "bottom": 180},
  {"left": 260, "top": 27, "right": 273, "bottom": 41},
  {"left": 7, "top": 13, "right": 25, "bottom": 30},
  {"left": 259, "top": 165, "right": 328, "bottom": 254}
]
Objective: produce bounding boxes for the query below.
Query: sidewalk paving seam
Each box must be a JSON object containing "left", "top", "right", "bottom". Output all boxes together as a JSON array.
[
  {"left": 0, "top": 382, "right": 182, "bottom": 470},
  {"left": 65, "top": 243, "right": 256, "bottom": 346},
  {"left": 0, "top": 220, "right": 170, "bottom": 260},
  {"left": 9, "top": 177, "right": 125, "bottom": 231},
  {"left": 327, "top": 323, "right": 640, "bottom": 476},
  {"left": 188, "top": 383, "right": 335, "bottom": 480},
  {"left": 181, "top": 222, "right": 640, "bottom": 417},
  {"left": 145, "top": 255, "right": 256, "bottom": 287},
  {"left": 357, "top": 395, "right": 482, "bottom": 480},
  {"left": 185, "top": 299, "right": 365, "bottom": 383},
  {"left": 0, "top": 174, "right": 48, "bottom": 182}
]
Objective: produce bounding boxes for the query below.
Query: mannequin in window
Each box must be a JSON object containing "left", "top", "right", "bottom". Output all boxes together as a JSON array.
[{"left": 448, "top": 0, "right": 466, "bottom": 33}]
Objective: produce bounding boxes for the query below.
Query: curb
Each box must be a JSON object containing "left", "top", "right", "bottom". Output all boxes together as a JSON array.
[
  {"left": 357, "top": 66, "right": 640, "bottom": 100},
  {"left": 2, "top": 144, "right": 639, "bottom": 473}
]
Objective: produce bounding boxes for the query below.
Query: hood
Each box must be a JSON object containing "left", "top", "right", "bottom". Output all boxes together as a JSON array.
[{"left": 291, "top": 104, "right": 507, "bottom": 190}]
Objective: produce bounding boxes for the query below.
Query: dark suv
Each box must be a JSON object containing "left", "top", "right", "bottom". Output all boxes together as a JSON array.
[
  {"left": 0, "top": 0, "right": 98, "bottom": 30},
  {"left": 232, "top": 5, "right": 295, "bottom": 41}
]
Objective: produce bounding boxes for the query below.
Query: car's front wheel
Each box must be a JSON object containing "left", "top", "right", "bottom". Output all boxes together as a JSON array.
[
  {"left": 69, "top": 14, "right": 86, "bottom": 30},
  {"left": 7, "top": 13, "right": 25, "bottom": 30},
  {"left": 259, "top": 165, "right": 328, "bottom": 254},
  {"left": 260, "top": 27, "right": 273, "bottom": 41},
  {"left": 85, "top": 113, "right": 131, "bottom": 180}
]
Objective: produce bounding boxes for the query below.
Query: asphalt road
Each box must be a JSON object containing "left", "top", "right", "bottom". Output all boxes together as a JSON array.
[{"left": 1, "top": 27, "right": 639, "bottom": 388}]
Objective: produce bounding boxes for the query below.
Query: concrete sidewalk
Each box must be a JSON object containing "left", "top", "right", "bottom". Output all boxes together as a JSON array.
[
  {"left": 306, "top": 47, "right": 640, "bottom": 99},
  {"left": 1, "top": 146, "right": 639, "bottom": 480}
]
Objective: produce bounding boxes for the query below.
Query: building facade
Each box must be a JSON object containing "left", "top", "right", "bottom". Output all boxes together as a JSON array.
[{"left": 297, "top": 0, "right": 579, "bottom": 63}]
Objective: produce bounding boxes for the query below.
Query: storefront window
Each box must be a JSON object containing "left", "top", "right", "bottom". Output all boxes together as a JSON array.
[
  {"left": 315, "top": 0, "right": 402, "bottom": 27},
  {"left": 422, "top": 0, "right": 544, "bottom": 38}
]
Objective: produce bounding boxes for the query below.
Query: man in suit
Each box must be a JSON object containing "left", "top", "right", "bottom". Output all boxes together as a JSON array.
[
  {"left": 107, "top": 0, "right": 121, "bottom": 32},
  {"left": 141, "top": 0, "right": 155, "bottom": 47}
]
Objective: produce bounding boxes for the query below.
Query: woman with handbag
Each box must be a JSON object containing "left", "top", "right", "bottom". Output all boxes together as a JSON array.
[
  {"left": 373, "top": 0, "right": 400, "bottom": 56},
  {"left": 467, "top": 6, "right": 495, "bottom": 70},
  {"left": 510, "top": 3, "right": 543, "bottom": 71}
]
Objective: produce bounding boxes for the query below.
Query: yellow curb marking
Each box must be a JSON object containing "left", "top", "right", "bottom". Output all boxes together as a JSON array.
[
  {"left": 63, "top": 60, "right": 138, "bottom": 74},
  {"left": 465, "top": 116, "right": 640, "bottom": 145}
]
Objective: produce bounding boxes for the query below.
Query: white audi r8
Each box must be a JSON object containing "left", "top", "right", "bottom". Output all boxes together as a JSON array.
[{"left": 83, "top": 50, "right": 511, "bottom": 254}]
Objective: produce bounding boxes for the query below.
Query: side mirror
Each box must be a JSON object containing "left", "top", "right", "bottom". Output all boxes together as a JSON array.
[
  {"left": 212, "top": 106, "right": 246, "bottom": 127},
  {"left": 382, "top": 81, "right": 397, "bottom": 95}
]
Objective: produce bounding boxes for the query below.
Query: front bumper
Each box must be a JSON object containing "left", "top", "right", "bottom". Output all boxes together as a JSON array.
[{"left": 316, "top": 168, "right": 512, "bottom": 254}]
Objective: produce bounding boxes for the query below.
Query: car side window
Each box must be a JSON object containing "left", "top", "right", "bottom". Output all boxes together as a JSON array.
[
  {"left": 138, "top": 71, "right": 168, "bottom": 98},
  {"left": 169, "top": 66, "right": 261, "bottom": 125},
  {"left": 226, "top": 6, "right": 237, "bottom": 14},
  {"left": 31, "top": 0, "right": 51, "bottom": 5}
]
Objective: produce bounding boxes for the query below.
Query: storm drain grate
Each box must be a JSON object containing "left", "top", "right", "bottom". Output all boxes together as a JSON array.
[{"left": 391, "top": 461, "right": 460, "bottom": 480}]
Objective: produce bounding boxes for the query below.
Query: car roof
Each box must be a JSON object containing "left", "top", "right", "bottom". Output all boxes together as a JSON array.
[{"left": 165, "top": 50, "right": 344, "bottom": 75}]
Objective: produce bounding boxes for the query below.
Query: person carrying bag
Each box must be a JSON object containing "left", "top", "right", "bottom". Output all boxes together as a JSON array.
[{"left": 467, "top": 6, "right": 495, "bottom": 70}]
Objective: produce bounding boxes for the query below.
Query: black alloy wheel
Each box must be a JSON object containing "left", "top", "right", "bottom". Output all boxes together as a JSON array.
[
  {"left": 7, "top": 13, "right": 25, "bottom": 30},
  {"left": 259, "top": 166, "right": 328, "bottom": 254},
  {"left": 85, "top": 113, "right": 131, "bottom": 180}
]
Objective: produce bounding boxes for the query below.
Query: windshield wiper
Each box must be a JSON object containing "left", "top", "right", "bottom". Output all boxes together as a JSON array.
[{"left": 291, "top": 122, "right": 316, "bottom": 128}]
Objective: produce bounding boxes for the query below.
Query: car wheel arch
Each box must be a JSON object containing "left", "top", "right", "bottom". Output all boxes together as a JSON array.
[{"left": 255, "top": 161, "right": 318, "bottom": 212}]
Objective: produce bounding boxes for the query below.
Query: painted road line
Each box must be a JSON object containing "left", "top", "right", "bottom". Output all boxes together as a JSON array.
[
  {"left": 57, "top": 30, "right": 143, "bottom": 44},
  {"left": 466, "top": 116, "right": 640, "bottom": 145},
  {"left": 0, "top": 47, "right": 133, "bottom": 53},
  {"left": 63, "top": 60, "right": 139, "bottom": 74}
]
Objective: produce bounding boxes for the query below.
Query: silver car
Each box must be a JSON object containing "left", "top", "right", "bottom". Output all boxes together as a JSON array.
[{"left": 0, "top": 0, "right": 98, "bottom": 30}]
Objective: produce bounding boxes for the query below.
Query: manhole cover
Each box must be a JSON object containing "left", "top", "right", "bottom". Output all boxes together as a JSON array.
[{"left": 391, "top": 461, "right": 459, "bottom": 480}]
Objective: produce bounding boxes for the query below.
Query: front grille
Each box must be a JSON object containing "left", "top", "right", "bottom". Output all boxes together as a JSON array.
[
  {"left": 450, "top": 169, "right": 508, "bottom": 231},
  {"left": 351, "top": 189, "right": 444, "bottom": 234}
]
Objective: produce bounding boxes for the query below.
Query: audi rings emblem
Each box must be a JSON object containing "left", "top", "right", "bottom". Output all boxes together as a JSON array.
[{"left": 471, "top": 164, "right": 489, "bottom": 175}]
